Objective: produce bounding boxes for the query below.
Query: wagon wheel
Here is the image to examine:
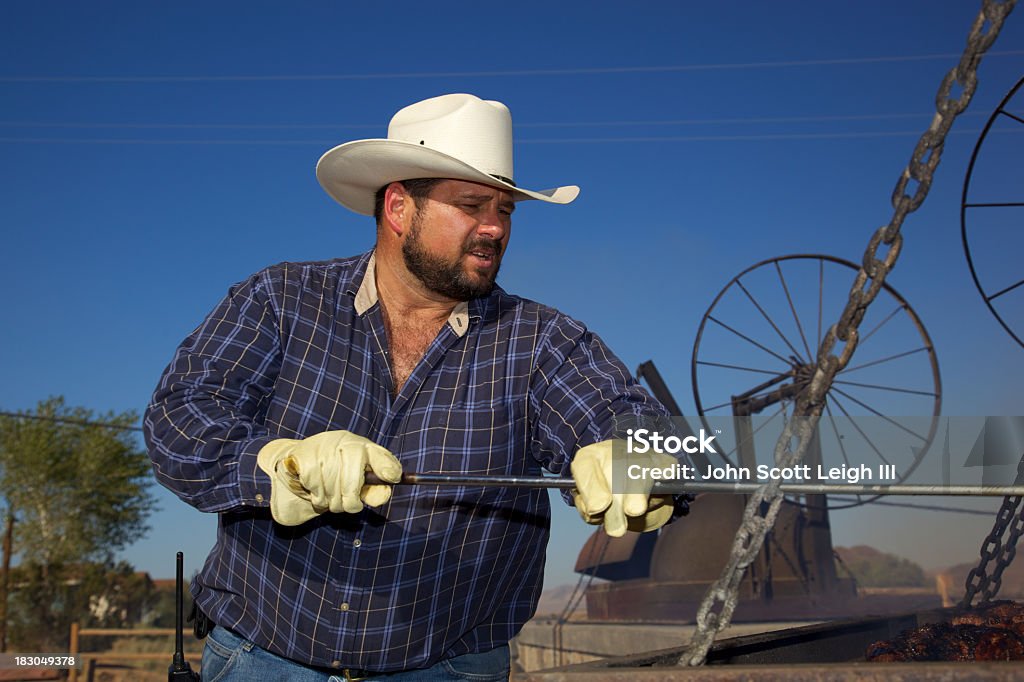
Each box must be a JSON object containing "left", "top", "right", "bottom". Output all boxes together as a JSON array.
[
  {"left": 691, "top": 254, "right": 941, "bottom": 510},
  {"left": 961, "top": 75, "right": 1024, "bottom": 350}
]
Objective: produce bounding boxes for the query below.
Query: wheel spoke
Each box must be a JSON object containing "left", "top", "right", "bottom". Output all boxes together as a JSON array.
[
  {"left": 696, "top": 360, "right": 793, "bottom": 377},
  {"left": 858, "top": 304, "right": 904, "bottom": 347},
  {"left": 735, "top": 278, "right": 806, "bottom": 362},
  {"left": 831, "top": 387, "right": 930, "bottom": 443},
  {"left": 824, "top": 403, "right": 863, "bottom": 506},
  {"left": 840, "top": 347, "right": 928, "bottom": 374},
  {"left": 988, "top": 276, "right": 1024, "bottom": 302},
  {"left": 775, "top": 260, "right": 813, "bottom": 361},
  {"left": 721, "top": 404, "right": 787, "bottom": 470},
  {"left": 707, "top": 315, "right": 793, "bottom": 366},
  {"left": 825, "top": 403, "right": 853, "bottom": 471},
  {"left": 999, "top": 109, "right": 1024, "bottom": 126},
  {"left": 828, "top": 395, "right": 893, "bottom": 467},
  {"left": 832, "top": 379, "right": 937, "bottom": 398},
  {"left": 817, "top": 259, "right": 824, "bottom": 355}
]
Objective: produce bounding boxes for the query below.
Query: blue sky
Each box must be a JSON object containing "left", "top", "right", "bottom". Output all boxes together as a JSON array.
[{"left": 2, "top": 2, "right": 1023, "bottom": 588}]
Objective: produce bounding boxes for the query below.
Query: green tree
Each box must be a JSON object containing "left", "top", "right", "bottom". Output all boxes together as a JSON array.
[
  {"left": 835, "top": 545, "right": 928, "bottom": 588},
  {"left": 0, "top": 397, "right": 157, "bottom": 650}
]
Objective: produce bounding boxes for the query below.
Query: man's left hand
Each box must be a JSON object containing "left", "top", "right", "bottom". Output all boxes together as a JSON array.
[{"left": 570, "top": 439, "right": 676, "bottom": 537}]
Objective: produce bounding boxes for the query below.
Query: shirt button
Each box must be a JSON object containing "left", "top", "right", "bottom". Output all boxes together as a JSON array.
[
  {"left": 340, "top": 602, "right": 350, "bottom": 612},
  {"left": 353, "top": 539, "right": 362, "bottom": 548},
  {"left": 255, "top": 494, "right": 265, "bottom": 503}
]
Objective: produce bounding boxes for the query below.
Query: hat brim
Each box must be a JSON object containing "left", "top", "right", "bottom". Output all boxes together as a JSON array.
[{"left": 315, "top": 139, "right": 580, "bottom": 216}]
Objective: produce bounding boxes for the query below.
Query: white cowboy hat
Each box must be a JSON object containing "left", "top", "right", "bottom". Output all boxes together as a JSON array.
[{"left": 315, "top": 93, "right": 580, "bottom": 216}]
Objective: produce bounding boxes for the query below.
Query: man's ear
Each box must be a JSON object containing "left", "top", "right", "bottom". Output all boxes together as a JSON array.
[{"left": 382, "top": 182, "right": 413, "bottom": 237}]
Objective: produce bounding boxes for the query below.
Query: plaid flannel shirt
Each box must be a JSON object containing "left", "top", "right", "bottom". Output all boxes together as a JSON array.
[{"left": 144, "top": 250, "right": 668, "bottom": 672}]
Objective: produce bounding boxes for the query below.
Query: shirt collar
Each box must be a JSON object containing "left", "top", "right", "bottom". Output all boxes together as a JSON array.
[
  {"left": 353, "top": 252, "right": 378, "bottom": 316},
  {"left": 354, "top": 251, "right": 472, "bottom": 338}
]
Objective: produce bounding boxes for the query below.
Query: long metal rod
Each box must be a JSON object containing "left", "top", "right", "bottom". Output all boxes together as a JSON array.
[{"left": 366, "top": 472, "right": 1024, "bottom": 496}]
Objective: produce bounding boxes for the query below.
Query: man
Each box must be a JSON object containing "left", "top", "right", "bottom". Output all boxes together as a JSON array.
[{"left": 145, "top": 93, "right": 680, "bottom": 681}]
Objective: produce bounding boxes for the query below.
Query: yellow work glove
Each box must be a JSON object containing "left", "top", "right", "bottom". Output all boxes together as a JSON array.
[
  {"left": 256, "top": 430, "right": 402, "bottom": 526},
  {"left": 570, "top": 439, "right": 676, "bottom": 537}
]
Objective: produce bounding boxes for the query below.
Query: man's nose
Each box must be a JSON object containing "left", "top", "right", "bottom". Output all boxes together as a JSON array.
[{"left": 475, "top": 209, "right": 508, "bottom": 241}]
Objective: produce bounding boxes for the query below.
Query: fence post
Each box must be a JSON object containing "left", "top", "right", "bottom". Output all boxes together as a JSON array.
[{"left": 68, "top": 622, "right": 79, "bottom": 682}]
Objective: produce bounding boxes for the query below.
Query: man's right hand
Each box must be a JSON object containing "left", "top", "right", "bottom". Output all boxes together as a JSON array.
[{"left": 256, "top": 431, "right": 402, "bottom": 526}]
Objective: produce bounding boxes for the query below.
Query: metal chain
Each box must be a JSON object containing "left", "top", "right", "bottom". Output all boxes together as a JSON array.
[
  {"left": 984, "top": 501, "right": 1024, "bottom": 602},
  {"left": 961, "top": 496, "right": 1021, "bottom": 606},
  {"left": 962, "top": 495, "right": 1024, "bottom": 606},
  {"left": 961, "top": 451, "right": 1024, "bottom": 606},
  {"left": 681, "top": 0, "right": 1017, "bottom": 666}
]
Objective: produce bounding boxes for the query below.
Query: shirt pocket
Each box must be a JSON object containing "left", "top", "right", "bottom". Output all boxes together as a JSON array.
[{"left": 420, "top": 402, "right": 535, "bottom": 477}]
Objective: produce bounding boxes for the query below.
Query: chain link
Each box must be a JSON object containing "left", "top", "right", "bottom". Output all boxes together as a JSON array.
[
  {"left": 681, "top": 0, "right": 1017, "bottom": 666},
  {"left": 986, "top": 505, "right": 1024, "bottom": 601},
  {"left": 961, "top": 496, "right": 1024, "bottom": 606},
  {"left": 961, "top": 435, "right": 1024, "bottom": 606}
]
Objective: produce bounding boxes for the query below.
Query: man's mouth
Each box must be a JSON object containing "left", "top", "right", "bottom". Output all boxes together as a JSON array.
[{"left": 466, "top": 243, "right": 500, "bottom": 268}]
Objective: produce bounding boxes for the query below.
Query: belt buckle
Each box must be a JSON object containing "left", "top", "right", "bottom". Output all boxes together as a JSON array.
[{"left": 342, "top": 668, "right": 370, "bottom": 681}]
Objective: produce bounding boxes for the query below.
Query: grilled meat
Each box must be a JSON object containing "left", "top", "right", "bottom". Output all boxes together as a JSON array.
[
  {"left": 867, "top": 602, "right": 1024, "bottom": 662},
  {"left": 951, "top": 600, "right": 1024, "bottom": 631}
]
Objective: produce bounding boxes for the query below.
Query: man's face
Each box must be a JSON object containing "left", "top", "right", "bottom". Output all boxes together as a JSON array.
[{"left": 401, "top": 179, "right": 514, "bottom": 301}]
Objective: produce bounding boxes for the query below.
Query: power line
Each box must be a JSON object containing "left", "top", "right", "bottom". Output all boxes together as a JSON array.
[
  {"left": 1, "top": 128, "right": 1016, "bottom": 146},
  {"left": 0, "top": 121, "right": 380, "bottom": 130},
  {"left": 517, "top": 113, "right": 992, "bottom": 128},
  {"left": 1, "top": 50, "right": 1022, "bottom": 83},
  {"left": 0, "top": 111, "right": 987, "bottom": 131},
  {"left": 0, "top": 410, "right": 143, "bottom": 432},
  {"left": 520, "top": 129, "right": 1013, "bottom": 144}
]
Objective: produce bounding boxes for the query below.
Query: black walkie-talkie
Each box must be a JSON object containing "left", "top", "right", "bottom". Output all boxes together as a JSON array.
[{"left": 169, "top": 552, "right": 201, "bottom": 681}]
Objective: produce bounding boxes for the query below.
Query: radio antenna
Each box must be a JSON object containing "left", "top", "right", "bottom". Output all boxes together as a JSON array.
[{"left": 169, "top": 552, "right": 200, "bottom": 681}]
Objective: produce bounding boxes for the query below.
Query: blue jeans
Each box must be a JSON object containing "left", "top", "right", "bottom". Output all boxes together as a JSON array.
[{"left": 201, "top": 625, "right": 510, "bottom": 681}]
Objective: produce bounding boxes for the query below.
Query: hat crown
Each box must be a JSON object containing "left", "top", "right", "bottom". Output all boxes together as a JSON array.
[
  {"left": 315, "top": 92, "right": 578, "bottom": 216},
  {"left": 387, "top": 94, "right": 514, "bottom": 183}
]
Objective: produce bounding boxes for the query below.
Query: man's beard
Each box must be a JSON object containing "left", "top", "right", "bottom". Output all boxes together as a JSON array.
[{"left": 401, "top": 211, "right": 502, "bottom": 301}]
